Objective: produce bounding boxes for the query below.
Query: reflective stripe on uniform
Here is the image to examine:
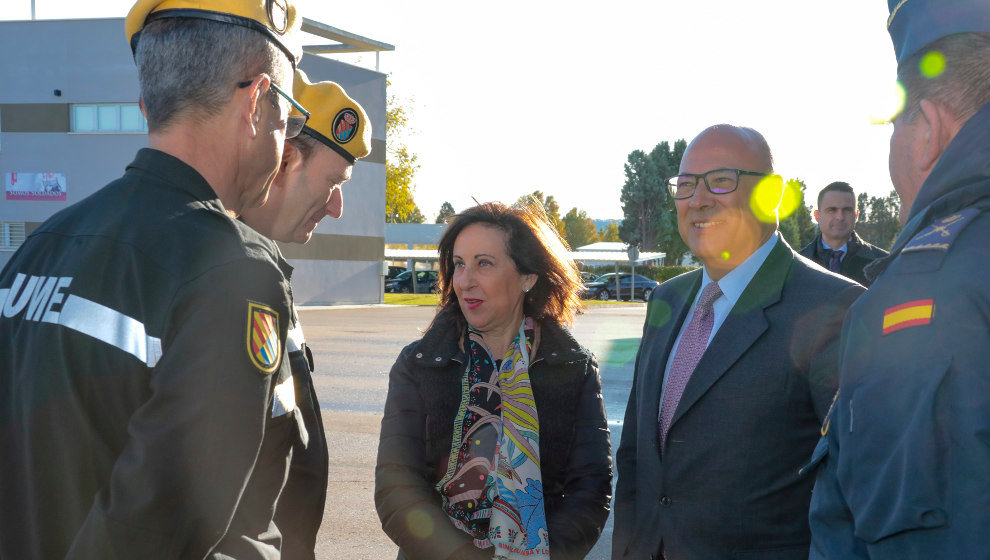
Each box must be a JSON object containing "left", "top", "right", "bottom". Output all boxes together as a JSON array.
[
  {"left": 58, "top": 295, "right": 163, "bottom": 368},
  {"left": 286, "top": 320, "right": 305, "bottom": 353}
]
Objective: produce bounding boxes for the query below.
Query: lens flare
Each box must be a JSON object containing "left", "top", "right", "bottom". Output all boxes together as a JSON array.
[
  {"left": 869, "top": 81, "right": 907, "bottom": 124},
  {"left": 920, "top": 51, "right": 946, "bottom": 79},
  {"left": 720, "top": 251, "right": 730, "bottom": 261},
  {"left": 749, "top": 175, "right": 786, "bottom": 223},
  {"left": 407, "top": 509, "right": 434, "bottom": 539}
]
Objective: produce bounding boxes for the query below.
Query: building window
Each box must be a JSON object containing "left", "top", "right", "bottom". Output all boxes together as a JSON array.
[
  {"left": 1, "top": 222, "right": 26, "bottom": 251},
  {"left": 71, "top": 104, "right": 148, "bottom": 133}
]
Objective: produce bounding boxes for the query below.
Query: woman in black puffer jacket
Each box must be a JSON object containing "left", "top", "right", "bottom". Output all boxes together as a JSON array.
[{"left": 375, "top": 202, "right": 612, "bottom": 560}]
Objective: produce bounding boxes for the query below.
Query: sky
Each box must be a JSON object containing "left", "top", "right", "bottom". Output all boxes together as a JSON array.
[{"left": 2, "top": 0, "right": 902, "bottom": 221}]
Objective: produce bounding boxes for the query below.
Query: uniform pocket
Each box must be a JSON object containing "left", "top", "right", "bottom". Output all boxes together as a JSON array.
[{"left": 837, "top": 359, "right": 951, "bottom": 543}]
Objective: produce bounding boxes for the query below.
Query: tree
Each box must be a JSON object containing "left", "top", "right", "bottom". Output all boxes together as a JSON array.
[
  {"left": 778, "top": 179, "right": 817, "bottom": 249},
  {"left": 514, "top": 191, "right": 566, "bottom": 240},
  {"left": 618, "top": 140, "right": 689, "bottom": 265},
  {"left": 598, "top": 221, "right": 621, "bottom": 242},
  {"left": 385, "top": 84, "right": 423, "bottom": 223},
  {"left": 562, "top": 207, "right": 600, "bottom": 249},
  {"left": 857, "top": 190, "right": 902, "bottom": 249},
  {"left": 435, "top": 201, "right": 456, "bottom": 223}
]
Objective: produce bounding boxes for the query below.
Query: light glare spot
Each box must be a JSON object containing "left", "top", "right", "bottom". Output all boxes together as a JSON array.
[
  {"left": 868, "top": 81, "right": 907, "bottom": 125},
  {"left": 920, "top": 51, "right": 946, "bottom": 78},
  {"left": 721, "top": 251, "right": 730, "bottom": 261},
  {"left": 407, "top": 509, "right": 434, "bottom": 539},
  {"left": 749, "top": 175, "right": 786, "bottom": 223},
  {"left": 776, "top": 180, "right": 804, "bottom": 220}
]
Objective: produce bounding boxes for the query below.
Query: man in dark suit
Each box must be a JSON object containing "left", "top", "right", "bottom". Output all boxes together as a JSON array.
[
  {"left": 612, "top": 125, "right": 864, "bottom": 560},
  {"left": 799, "top": 182, "right": 888, "bottom": 286}
]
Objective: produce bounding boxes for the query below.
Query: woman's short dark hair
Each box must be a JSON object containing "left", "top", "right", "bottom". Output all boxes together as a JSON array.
[{"left": 436, "top": 201, "right": 583, "bottom": 329}]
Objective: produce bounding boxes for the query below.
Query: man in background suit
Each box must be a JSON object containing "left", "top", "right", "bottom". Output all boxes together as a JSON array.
[
  {"left": 799, "top": 181, "right": 888, "bottom": 286},
  {"left": 612, "top": 125, "right": 864, "bottom": 560}
]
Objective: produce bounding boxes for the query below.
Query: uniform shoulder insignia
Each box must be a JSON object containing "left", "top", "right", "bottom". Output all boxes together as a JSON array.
[
  {"left": 902, "top": 207, "right": 981, "bottom": 253},
  {"left": 247, "top": 301, "right": 281, "bottom": 373}
]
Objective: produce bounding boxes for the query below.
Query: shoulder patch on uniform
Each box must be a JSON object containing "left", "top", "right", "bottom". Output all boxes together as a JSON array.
[
  {"left": 882, "top": 298, "right": 934, "bottom": 335},
  {"left": 247, "top": 301, "right": 281, "bottom": 373},
  {"left": 903, "top": 207, "right": 980, "bottom": 253}
]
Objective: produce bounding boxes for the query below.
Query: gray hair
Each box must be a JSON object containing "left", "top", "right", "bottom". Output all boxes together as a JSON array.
[
  {"left": 898, "top": 32, "right": 990, "bottom": 123},
  {"left": 135, "top": 18, "right": 291, "bottom": 132}
]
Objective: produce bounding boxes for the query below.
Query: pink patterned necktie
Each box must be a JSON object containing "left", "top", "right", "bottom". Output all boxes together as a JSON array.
[{"left": 659, "top": 281, "right": 722, "bottom": 449}]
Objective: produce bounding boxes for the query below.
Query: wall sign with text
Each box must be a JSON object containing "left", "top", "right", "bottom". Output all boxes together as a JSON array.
[{"left": 5, "top": 173, "right": 67, "bottom": 201}]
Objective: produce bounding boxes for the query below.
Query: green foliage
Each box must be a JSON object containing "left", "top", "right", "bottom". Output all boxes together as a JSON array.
[
  {"left": 563, "top": 207, "right": 600, "bottom": 249},
  {"left": 514, "top": 191, "right": 566, "bottom": 240},
  {"left": 598, "top": 221, "right": 621, "bottom": 242},
  {"left": 435, "top": 201, "right": 456, "bottom": 223},
  {"left": 778, "top": 179, "right": 818, "bottom": 249},
  {"left": 385, "top": 86, "right": 423, "bottom": 223},
  {"left": 618, "top": 140, "right": 689, "bottom": 265},
  {"left": 854, "top": 190, "right": 902, "bottom": 249}
]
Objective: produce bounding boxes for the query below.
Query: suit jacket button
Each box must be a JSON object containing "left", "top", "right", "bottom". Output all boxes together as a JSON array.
[{"left": 660, "top": 496, "right": 672, "bottom": 506}]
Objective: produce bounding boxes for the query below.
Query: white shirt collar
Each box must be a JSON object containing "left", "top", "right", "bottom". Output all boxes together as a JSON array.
[
  {"left": 700, "top": 231, "right": 780, "bottom": 310},
  {"left": 821, "top": 238, "right": 848, "bottom": 253}
]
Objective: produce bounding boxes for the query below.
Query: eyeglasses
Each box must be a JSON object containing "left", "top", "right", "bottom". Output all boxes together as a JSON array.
[
  {"left": 237, "top": 77, "right": 310, "bottom": 138},
  {"left": 666, "top": 168, "right": 771, "bottom": 200}
]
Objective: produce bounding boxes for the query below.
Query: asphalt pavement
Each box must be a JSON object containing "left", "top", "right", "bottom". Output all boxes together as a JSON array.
[{"left": 301, "top": 303, "right": 646, "bottom": 559}]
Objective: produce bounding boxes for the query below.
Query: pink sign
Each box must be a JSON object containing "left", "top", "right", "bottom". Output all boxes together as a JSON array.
[{"left": 5, "top": 173, "right": 67, "bottom": 201}]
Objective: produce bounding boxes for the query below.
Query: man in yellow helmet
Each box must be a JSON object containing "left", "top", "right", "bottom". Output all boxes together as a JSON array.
[
  {"left": 241, "top": 68, "right": 372, "bottom": 560},
  {"left": 0, "top": 0, "right": 312, "bottom": 557}
]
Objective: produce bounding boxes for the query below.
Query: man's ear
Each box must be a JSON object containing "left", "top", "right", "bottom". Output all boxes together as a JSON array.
[
  {"left": 917, "top": 98, "right": 962, "bottom": 173},
  {"left": 813, "top": 209, "right": 820, "bottom": 223},
  {"left": 282, "top": 141, "right": 304, "bottom": 174},
  {"left": 242, "top": 74, "right": 270, "bottom": 138}
]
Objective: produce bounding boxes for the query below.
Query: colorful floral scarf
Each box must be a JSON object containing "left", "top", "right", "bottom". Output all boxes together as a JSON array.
[{"left": 436, "top": 317, "right": 550, "bottom": 558}]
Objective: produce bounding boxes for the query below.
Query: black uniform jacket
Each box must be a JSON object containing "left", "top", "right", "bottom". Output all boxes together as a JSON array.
[
  {"left": 273, "top": 313, "right": 329, "bottom": 560},
  {"left": 375, "top": 311, "right": 613, "bottom": 560},
  {"left": 809, "top": 101, "right": 990, "bottom": 559},
  {"left": 799, "top": 231, "right": 889, "bottom": 286},
  {"left": 613, "top": 237, "right": 863, "bottom": 560},
  {"left": 0, "top": 149, "right": 303, "bottom": 560}
]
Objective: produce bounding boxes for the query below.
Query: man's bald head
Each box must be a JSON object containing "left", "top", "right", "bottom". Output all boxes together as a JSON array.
[
  {"left": 676, "top": 124, "right": 778, "bottom": 280},
  {"left": 681, "top": 124, "right": 774, "bottom": 175}
]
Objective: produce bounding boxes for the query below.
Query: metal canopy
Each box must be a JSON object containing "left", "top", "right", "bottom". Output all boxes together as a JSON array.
[{"left": 301, "top": 18, "right": 395, "bottom": 54}]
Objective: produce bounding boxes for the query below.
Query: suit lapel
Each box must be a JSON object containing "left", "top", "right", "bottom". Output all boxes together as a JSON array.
[
  {"left": 670, "top": 239, "right": 794, "bottom": 427},
  {"left": 641, "top": 272, "right": 700, "bottom": 448}
]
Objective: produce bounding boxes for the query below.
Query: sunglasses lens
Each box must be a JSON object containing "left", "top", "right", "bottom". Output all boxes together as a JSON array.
[{"left": 286, "top": 116, "right": 306, "bottom": 138}]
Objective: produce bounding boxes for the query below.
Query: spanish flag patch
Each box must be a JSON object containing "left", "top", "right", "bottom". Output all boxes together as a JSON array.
[
  {"left": 247, "top": 302, "right": 281, "bottom": 373},
  {"left": 882, "top": 299, "right": 934, "bottom": 335}
]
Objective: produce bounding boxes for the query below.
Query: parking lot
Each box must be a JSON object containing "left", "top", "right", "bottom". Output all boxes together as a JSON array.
[{"left": 302, "top": 303, "right": 646, "bottom": 559}]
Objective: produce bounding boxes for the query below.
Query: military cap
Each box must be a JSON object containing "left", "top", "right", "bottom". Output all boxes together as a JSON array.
[
  {"left": 292, "top": 69, "right": 372, "bottom": 164},
  {"left": 888, "top": 0, "right": 990, "bottom": 65},
  {"left": 126, "top": 0, "right": 303, "bottom": 66}
]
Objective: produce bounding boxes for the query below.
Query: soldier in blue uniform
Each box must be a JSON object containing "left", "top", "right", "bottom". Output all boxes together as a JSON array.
[
  {"left": 808, "top": 1, "right": 990, "bottom": 558},
  {"left": 0, "top": 0, "right": 311, "bottom": 558},
  {"left": 241, "top": 69, "right": 372, "bottom": 560}
]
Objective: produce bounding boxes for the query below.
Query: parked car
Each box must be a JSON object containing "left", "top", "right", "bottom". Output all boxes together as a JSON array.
[
  {"left": 386, "top": 265, "right": 407, "bottom": 279},
  {"left": 582, "top": 273, "right": 659, "bottom": 301},
  {"left": 384, "top": 270, "right": 439, "bottom": 294},
  {"left": 579, "top": 271, "right": 598, "bottom": 283}
]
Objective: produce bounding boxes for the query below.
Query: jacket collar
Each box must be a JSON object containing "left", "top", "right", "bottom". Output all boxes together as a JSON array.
[{"left": 126, "top": 148, "right": 226, "bottom": 213}]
